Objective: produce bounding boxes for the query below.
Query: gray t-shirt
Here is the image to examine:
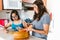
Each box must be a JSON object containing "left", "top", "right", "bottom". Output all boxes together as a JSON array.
[{"left": 32, "top": 13, "right": 50, "bottom": 39}]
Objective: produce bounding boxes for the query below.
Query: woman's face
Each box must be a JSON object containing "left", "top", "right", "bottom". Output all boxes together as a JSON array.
[
  {"left": 12, "top": 13, "right": 18, "bottom": 21},
  {"left": 33, "top": 4, "right": 39, "bottom": 14}
]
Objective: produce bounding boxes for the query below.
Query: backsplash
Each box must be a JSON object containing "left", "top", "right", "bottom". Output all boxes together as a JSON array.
[
  {"left": 0, "top": 10, "right": 34, "bottom": 21},
  {"left": 0, "top": 10, "right": 10, "bottom": 19}
]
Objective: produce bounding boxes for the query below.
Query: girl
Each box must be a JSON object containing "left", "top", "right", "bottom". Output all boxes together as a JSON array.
[{"left": 4, "top": 10, "right": 27, "bottom": 31}]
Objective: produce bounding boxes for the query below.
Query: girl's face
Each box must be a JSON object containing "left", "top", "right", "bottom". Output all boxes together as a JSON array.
[
  {"left": 33, "top": 4, "right": 39, "bottom": 14},
  {"left": 12, "top": 13, "right": 18, "bottom": 21}
]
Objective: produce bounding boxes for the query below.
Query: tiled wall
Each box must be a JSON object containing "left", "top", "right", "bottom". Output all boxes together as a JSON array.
[{"left": 0, "top": 10, "right": 10, "bottom": 19}]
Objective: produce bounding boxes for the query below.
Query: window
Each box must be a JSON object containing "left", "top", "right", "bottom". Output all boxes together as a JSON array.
[{"left": 3, "top": 0, "right": 22, "bottom": 9}]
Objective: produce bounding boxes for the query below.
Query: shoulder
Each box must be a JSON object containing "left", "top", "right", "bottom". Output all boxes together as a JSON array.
[
  {"left": 43, "top": 12, "right": 50, "bottom": 17},
  {"left": 41, "top": 13, "right": 50, "bottom": 24},
  {"left": 42, "top": 12, "right": 50, "bottom": 19},
  {"left": 8, "top": 21, "right": 12, "bottom": 24}
]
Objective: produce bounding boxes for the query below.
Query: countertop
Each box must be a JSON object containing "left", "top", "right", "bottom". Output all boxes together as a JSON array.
[{"left": 0, "top": 28, "right": 45, "bottom": 40}]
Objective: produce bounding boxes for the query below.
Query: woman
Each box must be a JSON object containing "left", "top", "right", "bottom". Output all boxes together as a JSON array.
[
  {"left": 27, "top": 0, "right": 50, "bottom": 40},
  {"left": 4, "top": 10, "right": 27, "bottom": 31}
]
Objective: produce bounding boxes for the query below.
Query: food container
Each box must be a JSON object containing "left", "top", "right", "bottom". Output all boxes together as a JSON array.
[{"left": 13, "top": 29, "right": 29, "bottom": 40}]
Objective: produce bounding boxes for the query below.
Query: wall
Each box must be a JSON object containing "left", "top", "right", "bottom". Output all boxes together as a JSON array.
[
  {"left": 47, "top": 0, "right": 60, "bottom": 40},
  {"left": 0, "top": 10, "right": 10, "bottom": 19},
  {"left": 0, "top": 10, "right": 34, "bottom": 21}
]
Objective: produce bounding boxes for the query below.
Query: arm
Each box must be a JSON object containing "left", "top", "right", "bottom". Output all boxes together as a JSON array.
[
  {"left": 23, "top": 21, "right": 28, "bottom": 28},
  {"left": 32, "top": 24, "right": 49, "bottom": 35},
  {"left": 4, "top": 22, "right": 12, "bottom": 29},
  {"left": 28, "top": 14, "right": 50, "bottom": 35}
]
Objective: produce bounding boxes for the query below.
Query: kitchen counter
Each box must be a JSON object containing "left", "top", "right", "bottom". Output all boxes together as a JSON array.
[{"left": 0, "top": 28, "right": 45, "bottom": 40}]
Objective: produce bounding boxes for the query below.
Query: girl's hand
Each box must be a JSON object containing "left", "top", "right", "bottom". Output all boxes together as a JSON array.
[{"left": 4, "top": 29, "right": 8, "bottom": 33}]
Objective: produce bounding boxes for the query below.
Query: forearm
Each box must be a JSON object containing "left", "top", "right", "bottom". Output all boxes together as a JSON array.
[
  {"left": 32, "top": 29, "right": 48, "bottom": 35},
  {"left": 4, "top": 23, "right": 11, "bottom": 29},
  {"left": 4, "top": 26, "right": 8, "bottom": 29}
]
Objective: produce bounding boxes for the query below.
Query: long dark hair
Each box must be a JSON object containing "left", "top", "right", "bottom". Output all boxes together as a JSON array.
[
  {"left": 10, "top": 10, "right": 20, "bottom": 21},
  {"left": 33, "top": 0, "right": 48, "bottom": 21}
]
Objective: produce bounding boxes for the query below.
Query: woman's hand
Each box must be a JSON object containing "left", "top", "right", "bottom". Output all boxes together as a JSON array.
[
  {"left": 27, "top": 27, "right": 34, "bottom": 31},
  {"left": 27, "top": 25, "right": 34, "bottom": 31},
  {"left": 21, "top": 25, "right": 34, "bottom": 31}
]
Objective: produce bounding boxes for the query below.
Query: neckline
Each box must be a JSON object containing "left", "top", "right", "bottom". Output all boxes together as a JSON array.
[{"left": 12, "top": 20, "right": 22, "bottom": 25}]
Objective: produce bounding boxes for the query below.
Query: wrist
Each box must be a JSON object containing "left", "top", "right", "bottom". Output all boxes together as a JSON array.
[{"left": 32, "top": 29, "right": 35, "bottom": 32}]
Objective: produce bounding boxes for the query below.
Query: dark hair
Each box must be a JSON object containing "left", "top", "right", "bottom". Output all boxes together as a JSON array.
[
  {"left": 33, "top": 0, "right": 48, "bottom": 21},
  {"left": 10, "top": 10, "right": 20, "bottom": 21}
]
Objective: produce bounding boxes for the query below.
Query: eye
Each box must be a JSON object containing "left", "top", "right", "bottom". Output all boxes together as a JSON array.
[{"left": 12, "top": 16, "right": 17, "bottom": 18}]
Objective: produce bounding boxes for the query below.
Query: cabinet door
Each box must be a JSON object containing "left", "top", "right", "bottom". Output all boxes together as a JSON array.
[{"left": 0, "top": 0, "right": 2, "bottom": 10}]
